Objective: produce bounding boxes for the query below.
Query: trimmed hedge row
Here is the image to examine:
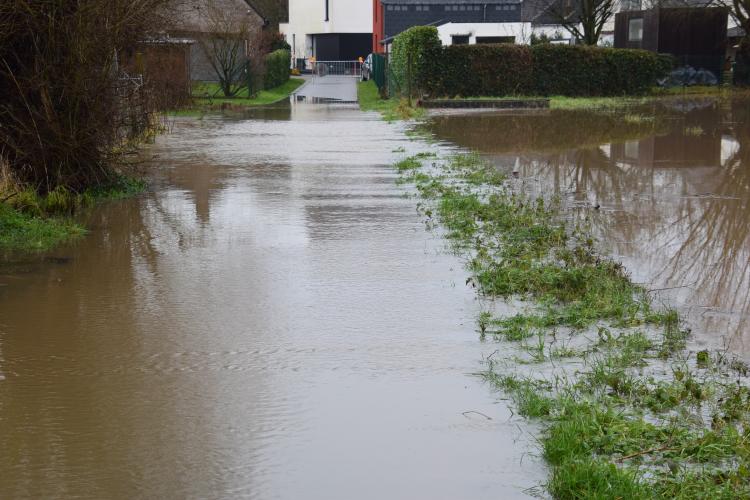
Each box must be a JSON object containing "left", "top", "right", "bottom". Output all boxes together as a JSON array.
[
  {"left": 264, "top": 49, "right": 290, "bottom": 89},
  {"left": 390, "top": 26, "right": 442, "bottom": 96},
  {"left": 392, "top": 27, "right": 672, "bottom": 98}
]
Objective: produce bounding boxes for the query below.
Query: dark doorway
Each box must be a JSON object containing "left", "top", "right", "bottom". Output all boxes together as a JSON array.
[{"left": 314, "top": 33, "right": 373, "bottom": 60}]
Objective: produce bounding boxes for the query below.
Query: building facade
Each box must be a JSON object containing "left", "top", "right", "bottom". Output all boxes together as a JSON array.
[
  {"left": 167, "top": 0, "right": 267, "bottom": 82},
  {"left": 280, "top": 0, "right": 373, "bottom": 64},
  {"left": 373, "top": 0, "right": 582, "bottom": 51},
  {"left": 375, "top": 0, "right": 524, "bottom": 51},
  {"left": 614, "top": 7, "right": 729, "bottom": 79}
]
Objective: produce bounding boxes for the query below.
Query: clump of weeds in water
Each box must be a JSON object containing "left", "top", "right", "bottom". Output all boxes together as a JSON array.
[{"left": 395, "top": 149, "right": 750, "bottom": 498}]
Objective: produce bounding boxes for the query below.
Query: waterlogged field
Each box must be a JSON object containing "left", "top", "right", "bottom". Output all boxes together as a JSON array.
[{"left": 393, "top": 97, "right": 750, "bottom": 497}]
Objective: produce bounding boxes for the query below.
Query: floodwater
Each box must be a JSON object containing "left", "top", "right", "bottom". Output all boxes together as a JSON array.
[
  {"left": 425, "top": 97, "right": 750, "bottom": 356},
  {"left": 0, "top": 103, "right": 545, "bottom": 499}
]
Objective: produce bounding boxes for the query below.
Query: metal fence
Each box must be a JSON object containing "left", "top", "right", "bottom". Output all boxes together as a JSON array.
[
  {"left": 313, "top": 61, "right": 362, "bottom": 80},
  {"left": 372, "top": 53, "right": 387, "bottom": 91}
]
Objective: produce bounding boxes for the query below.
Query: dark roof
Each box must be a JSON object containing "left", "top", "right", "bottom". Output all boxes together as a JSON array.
[
  {"left": 380, "top": 19, "right": 450, "bottom": 44},
  {"left": 381, "top": 0, "right": 519, "bottom": 4}
]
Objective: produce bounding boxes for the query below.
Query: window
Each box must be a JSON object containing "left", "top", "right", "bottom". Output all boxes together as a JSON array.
[
  {"left": 452, "top": 35, "right": 470, "bottom": 45},
  {"left": 621, "top": 0, "right": 642, "bottom": 10},
  {"left": 476, "top": 36, "right": 515, "bottom": 44},
  {"left": 628, "top": 18, "right": 643, "bottom": 42}
]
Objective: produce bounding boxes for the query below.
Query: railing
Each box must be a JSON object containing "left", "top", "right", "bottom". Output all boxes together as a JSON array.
[{"left": 313, "top": 61, "right": 362, "bottom": 80}]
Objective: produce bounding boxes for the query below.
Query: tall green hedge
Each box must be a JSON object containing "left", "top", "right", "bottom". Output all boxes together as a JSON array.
[
  {"left": 390, "top": 26, "right": 442, "bottom": 97},
  {"left": 529, "top": 45, "right": 672, "bottom": 96},
  {"left": 390, "top": 30, "right": 673, "bottom": 97},
  {"left": 264, "top": 49, "right": 290, "bottom": 90},
  {"left": 437, "top": 44, "right": 534, "bottom": 97}
]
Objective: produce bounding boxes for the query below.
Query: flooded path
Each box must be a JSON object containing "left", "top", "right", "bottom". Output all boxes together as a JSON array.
[
  {"left": 0, "top": 103, "right": 544, "bottom": 498},
  {"left": 425, "top": 97, "right": 750, "bottom": 357}
]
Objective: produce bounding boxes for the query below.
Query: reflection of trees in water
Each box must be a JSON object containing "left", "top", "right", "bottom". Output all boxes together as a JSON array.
[
  {"left": 655, "top": 101, "right": 750, "bottom": 344},
  {"left": 471, "top": 100, "right": 750, "bottom": 347}
]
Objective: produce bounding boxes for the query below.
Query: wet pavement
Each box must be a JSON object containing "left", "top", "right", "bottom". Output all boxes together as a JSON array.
[
  {"left": 0, "top": 102, "right": 544, "bottom": 499},
  {"left": 424, "top": 97, "right": 750, "bottom": 356},
  {"left": 294, "top": 76, "right": 359, "bottom": 102}
]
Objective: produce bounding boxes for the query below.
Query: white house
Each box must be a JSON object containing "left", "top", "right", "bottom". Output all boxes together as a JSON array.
[
  {"left": 435, "top": 22, "right": 572, "bottom": 46},
  {"left": 280, "top": 0, "right": 373, "bottom": 66}
]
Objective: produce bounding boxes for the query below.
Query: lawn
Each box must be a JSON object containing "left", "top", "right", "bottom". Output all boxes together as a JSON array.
[
  {"left": 359, "top": 80, "right": 750, "bottom": 115},
  {"left": 191, "top": 78, "right": 305, "bottom": 107}
]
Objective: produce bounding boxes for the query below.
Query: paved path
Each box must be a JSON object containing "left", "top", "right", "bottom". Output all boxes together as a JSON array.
[{"left": 294, "top": 75, "right": 359, "bottom": 102}]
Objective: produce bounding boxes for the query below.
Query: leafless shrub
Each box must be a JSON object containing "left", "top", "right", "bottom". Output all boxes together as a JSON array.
[{"left": 0, "top": 0, "right": 169, "bottom": 193}]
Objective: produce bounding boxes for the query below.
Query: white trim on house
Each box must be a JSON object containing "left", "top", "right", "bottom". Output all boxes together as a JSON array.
[{"left": 435, "top": 22, "right": 574, "bottom": 46}]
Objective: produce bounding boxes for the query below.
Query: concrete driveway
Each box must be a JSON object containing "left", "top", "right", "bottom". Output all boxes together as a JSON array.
[{"left": 293, "top": 75, "right": 359, "bottom": 102}]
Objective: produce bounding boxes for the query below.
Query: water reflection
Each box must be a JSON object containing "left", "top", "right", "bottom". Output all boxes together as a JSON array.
[
  {"left": 426, "top": 98, "right": 750, "bottom": 354},
  {"left": 0, "top": 103, "right": 545, "bottom": 498}
]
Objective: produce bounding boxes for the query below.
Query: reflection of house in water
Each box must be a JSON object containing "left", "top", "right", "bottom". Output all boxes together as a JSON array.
[{"left": 611, "top": 129, "right": 721, "bottom": 170}]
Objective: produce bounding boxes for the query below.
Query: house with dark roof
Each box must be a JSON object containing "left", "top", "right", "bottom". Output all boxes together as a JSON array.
[
  {"left": 373, "top": 0, "right": 574, "bottom": 53},
  {"left": 167, "top": 0, "right": 268, "bottom": 81}
]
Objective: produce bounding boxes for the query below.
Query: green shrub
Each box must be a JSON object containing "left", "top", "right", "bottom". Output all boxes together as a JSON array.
[
  {"left": 390, "top": 26, "right": 443, "bottom": 97},
  {"left": 531, "top": 45, "right": 672, "bottom": 96},
  {"left": 437, "top": 44, "right": 534, "bottom": 97},
  {"left": 264, "top": 49, "right": 290, "bottom": 90},
  {"left": 410, "top": 40, "right": 672, "bottom": 97}
]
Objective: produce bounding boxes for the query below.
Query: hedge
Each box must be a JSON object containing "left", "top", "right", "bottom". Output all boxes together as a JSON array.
[
  {"left": 390, "top": 26, "right": 442, "bottom": 97},
  {"left": 264, "top": 49, "right": 290, "bottom": 89},
  {"left": 390, "top": 28, "right": 672, "bottom": 97}
]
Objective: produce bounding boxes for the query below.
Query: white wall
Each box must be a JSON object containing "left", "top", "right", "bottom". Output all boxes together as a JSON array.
[
  {"left": 280, "top": 0, "right": 372, "bottom": 60},
  {"left": 436, "top": 23, "right": 574, "bottom": 46}
]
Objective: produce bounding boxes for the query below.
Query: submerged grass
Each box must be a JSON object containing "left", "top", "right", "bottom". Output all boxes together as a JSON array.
[
  {"left": 0, "top": 202, "right": 84, "bottom": 253},
  {"left": 358, "top": 80, "right": 425, "bottom": 121},
  {"left": 169, "top": 79, "right": 305, "bottom": 116},
  {"left": 1, "top": 174, "right": 146, "bottom": 253},
  {"left": 393, "top": 149, "right": 750, "bottom": 497}
]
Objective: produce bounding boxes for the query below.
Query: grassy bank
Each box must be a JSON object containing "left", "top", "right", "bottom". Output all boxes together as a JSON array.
[
  {"left": 174, "top": 79, "right": 305, "bottom": 114},
  {"left": 0, "top": 175, "right": 146, "bottom": 253},
  {"left": 394, "top": 150, "right": 750, "bottom": 498},
  {"left": 362, "top": 81, "right": 750, "bottom": 113},
  {"left": 0, "top": 203, "right": 84, "bottom": 253},
  {"left": 358, "top": 81, "right": 425, "bottom": 121}
]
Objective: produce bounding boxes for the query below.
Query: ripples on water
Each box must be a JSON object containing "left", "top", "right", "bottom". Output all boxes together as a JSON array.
[
  {"left": 4, "top": 96, "right": 747, "bottom": 499},
  {"left": 0, "top": 103, "right": 544, "bottom": 499}
]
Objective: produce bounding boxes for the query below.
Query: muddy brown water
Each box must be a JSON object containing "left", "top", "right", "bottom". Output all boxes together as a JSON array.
[
  {"left": 4, "top": 96, "right": 748, "bottom": 499},
  {"left": 0, "top": 103, "right": 544, "bottom": 499},
  {"left": 425, "top": 97, "right": 750, "bottom": 356}
]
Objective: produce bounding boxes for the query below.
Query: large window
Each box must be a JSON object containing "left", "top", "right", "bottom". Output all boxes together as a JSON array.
[
  {"left": 451, "top": 35, "right": 470, "bottom": 45},
  {"left": 628, "top": 18, "right": 644, "bottom": 42}
]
